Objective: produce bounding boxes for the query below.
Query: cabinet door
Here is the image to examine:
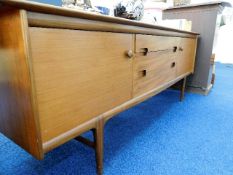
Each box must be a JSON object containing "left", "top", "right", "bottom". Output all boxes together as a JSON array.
[
  {"left": 177, "top": 38, "right": 197, "bottom": 76},
  {"left": 134, "top": 35, "right": 179, "bottom": 97},
  {"left": 29, "top": 28, "right": 133, "bottom": 143}
]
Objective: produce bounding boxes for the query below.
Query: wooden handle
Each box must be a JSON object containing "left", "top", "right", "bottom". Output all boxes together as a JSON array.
[
  {"left": 140, "top": 46, "right": 178, "bottom": 56},
  {"left": 171, "top": 62, "right": 176, "bottom": 68},
  {"left": 126, "top": 50, "right": 134, "bottom": 58},
  {"left": 142, "top": 70, "right": 147, "bottom": 77}
]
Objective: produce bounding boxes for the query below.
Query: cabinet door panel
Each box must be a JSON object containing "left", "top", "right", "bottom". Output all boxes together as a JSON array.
[
  {"left": 29, "top": 28, "right": 133, "bottom": 143},
  {"left": 177, "top": 38, "right": 197, "bottom": 76}
]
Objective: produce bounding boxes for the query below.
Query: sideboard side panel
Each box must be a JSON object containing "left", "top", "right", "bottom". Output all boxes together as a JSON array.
[{"left": 0, "top": 8, "right": 43, "bottom": 159}]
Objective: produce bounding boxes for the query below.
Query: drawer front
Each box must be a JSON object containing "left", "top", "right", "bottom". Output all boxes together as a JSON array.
[
  {"left": 136, "top": 34, "right": 180, "bottom": 54},
  {"left": 134, "top": 35, "right": 178, "bottom": 97},
  {"left": 29, "top": 28, "right": 133, "bottom": 143},
  {"left": 177, "top": 38, "right": 197, "bottom": 76}
]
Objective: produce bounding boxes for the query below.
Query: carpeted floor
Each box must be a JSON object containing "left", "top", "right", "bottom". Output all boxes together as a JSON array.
[{"left": 1, "top": 63, "right": 233, "bottom": 175}]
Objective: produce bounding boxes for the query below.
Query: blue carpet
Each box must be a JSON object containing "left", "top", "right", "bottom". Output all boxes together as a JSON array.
[{"left": 1, "top": 63, "right": 233, "bottom": 175}]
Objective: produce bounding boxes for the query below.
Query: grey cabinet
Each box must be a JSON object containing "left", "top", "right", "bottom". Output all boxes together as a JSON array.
[{"left": 163, "top": 2, "right": 231, "bottom": 94}]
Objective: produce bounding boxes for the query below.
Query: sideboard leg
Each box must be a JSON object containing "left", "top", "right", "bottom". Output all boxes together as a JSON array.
[
  {"left": 180, "top": 77, "right": 187, "bottom": 101},
  {"left": 93, "top": 119, "right": 104, "bottom": 175}
]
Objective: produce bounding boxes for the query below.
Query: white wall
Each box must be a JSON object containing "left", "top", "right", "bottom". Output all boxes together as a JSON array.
[
  {"left": 216, "top": 7, "right": 233, "bottom": 64},
  {"left": 215, "top": 23, "right": 233, "bottom": 64}
]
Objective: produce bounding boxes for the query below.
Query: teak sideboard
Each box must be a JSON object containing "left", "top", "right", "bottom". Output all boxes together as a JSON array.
[{"left": 0, "top": 1, "right": 198, "bottom": 174}]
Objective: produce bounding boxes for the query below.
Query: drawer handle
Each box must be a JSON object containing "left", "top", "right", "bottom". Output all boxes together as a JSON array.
[
  {"left": 140, "top": 46, "right": 178, "bottom": 56},
  {"left": 126, "top": 50, "right": 134, "bottom": 58},
  {"left": 142, "top": 70, "right": 147, "bottom": 77},
  {"left": 171, "top": 62, "right": 176, "bottom": 68},
  {"left": 140, "top": 70, "right": 147, "bottom": 77}
]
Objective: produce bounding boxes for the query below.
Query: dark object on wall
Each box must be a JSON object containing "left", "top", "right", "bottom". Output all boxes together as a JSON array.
[
  {"left": 210, "top": 54, "right": 216, "bottom": 85},
  {"left": 114, "top": 0, "right": 144, "bottom": 20},
  {"left": 163, "top": 1, "right": 232, "bottom": 95}
]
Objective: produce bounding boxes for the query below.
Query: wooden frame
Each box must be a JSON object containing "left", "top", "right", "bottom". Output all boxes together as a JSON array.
[{"left": 0, "top": 7, "right": 43, "bottom": 159}]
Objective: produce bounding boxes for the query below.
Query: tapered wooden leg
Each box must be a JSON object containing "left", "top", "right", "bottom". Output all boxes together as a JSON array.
[
  {"left": 75, "top": 119, "right": 104, "bottom": 175},
  {"left": 92, "top": 119, "right": 104, "bottom": 175},
  {"left": 180, "top": 77, "right": 187, "bottom": 101}
]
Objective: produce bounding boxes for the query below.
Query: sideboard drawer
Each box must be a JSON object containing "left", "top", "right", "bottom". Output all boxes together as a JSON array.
[
  {"left": 133, "top": 55, "right": 177, "bottom": 96},
  {"left": 133, "top": 35, "right": 178, "bottom": 97},
  {"left": 135, "top": 34, "right": 180, "bottom": 54},
  {"left": 29, "top": 28, "right": 133, "bottom": 143}
]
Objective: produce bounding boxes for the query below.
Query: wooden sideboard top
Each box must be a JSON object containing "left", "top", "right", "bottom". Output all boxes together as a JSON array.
[{"left": 0, "top": 0, "right": 199, "bottom": 36}]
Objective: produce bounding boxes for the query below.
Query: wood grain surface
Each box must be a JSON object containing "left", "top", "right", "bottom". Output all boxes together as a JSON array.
[
  {"left": 177, "top": 38, "right": 197, "bottom": 76},
  {"left": 134, "top": 35, "right": 178, "bottom": 96},
  {"left": 29, "top": 28, "right": 133, "bottom": 143}
]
